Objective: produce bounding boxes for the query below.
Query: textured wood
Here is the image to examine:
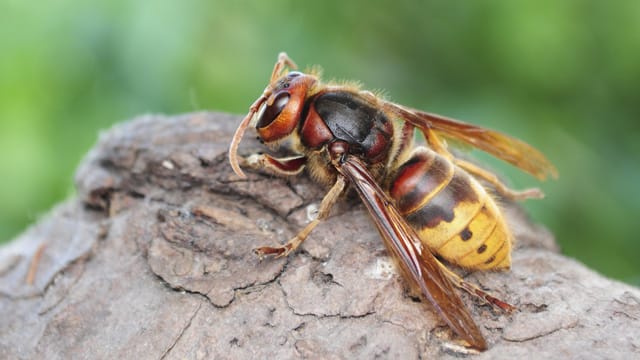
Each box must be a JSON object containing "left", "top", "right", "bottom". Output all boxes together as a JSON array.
[{"left": 1, "top": 112, "right": 639, "bottom": 359}]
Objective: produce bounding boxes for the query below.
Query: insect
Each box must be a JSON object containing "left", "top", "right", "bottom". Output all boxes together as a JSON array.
[{"left": 228, "top": 53, "right": 557, "bottom": 351}]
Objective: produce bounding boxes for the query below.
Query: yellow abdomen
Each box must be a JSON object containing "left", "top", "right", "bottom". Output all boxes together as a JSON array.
[{"left": 389, "top": 148, "right": 512, "bottom": 270}]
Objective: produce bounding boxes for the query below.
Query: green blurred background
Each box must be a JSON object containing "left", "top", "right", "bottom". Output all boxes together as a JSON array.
[{"left": 1, "top": 1, "right": 638, "bottom": 285}]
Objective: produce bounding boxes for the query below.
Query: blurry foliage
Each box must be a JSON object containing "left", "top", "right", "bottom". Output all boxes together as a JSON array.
[{"left": 0, "top": 0, "right": 638, "bottom": 285}]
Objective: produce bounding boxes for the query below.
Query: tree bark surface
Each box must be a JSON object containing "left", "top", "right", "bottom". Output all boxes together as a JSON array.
[{"left": 1, "top": 112, "right": 638, "bottom": 359}]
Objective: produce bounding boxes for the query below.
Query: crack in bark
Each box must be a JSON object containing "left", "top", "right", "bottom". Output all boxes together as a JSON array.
[
  {"left": 147, "top": 248, "right": 292, "bottom": 311},
  {"left": 277, "top": 277, "right": 376, "bottom": 321},
  {"left": 150, "top": 271, "right": 220, "bottom": 308},
  {"left": 612, "top": 310, "right": 638, "bottom": 321},
  {"left": 0, "top": 226, "right": 100, "bottom": 302},
  {"left": 379, "top": 318, "right": 416, "bottom": 333},
  {"left": 282, "top": 181, "right": 319, "bottom": 219},
  {"left": 37, "top": 259, "right": 88, "bottom": 315},
  {"left": 160, "top": 301, "right": 202, "bottom": 359},
  {"left": 502, "top": 318, "right": 580, "bottom": 343},
  {"left": 225, "top": 256, "right": 293, "bottom": 306}
]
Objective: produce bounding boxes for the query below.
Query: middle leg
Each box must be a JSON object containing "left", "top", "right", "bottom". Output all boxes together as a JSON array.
[{"left": 254, "top": 175, "right": 346, "bottom": 258}]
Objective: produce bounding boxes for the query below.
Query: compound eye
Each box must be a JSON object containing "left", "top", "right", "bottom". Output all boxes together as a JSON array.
[{"left": 256, "top": 92, "right": 290, "bottom": 129}]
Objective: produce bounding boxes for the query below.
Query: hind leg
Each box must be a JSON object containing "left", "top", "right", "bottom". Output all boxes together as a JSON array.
[
  {"left": 436, "top": 258, "right": 516, "bottom": 313},
  {"left": 455, "top": 159, "right": 544, "bottom": 200}
]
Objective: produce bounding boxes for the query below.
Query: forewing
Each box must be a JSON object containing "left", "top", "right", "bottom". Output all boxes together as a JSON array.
[
  {"left": 386, "top": 102, "right": 558, "bottom": 180},
  {"left": 336, "top": 156, "right": 487, "bottom": 351}
]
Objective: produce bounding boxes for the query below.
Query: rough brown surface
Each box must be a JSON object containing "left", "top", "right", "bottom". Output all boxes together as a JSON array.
[{"left": 1, "top": 112, "right": 639, "bottom": 359}]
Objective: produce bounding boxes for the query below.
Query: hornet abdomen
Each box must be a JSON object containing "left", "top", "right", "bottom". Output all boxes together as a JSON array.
[{"left": 389, "top": 148, "right": 512, "bottom": 270}]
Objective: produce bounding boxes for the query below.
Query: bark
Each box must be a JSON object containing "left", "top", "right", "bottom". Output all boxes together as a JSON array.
[{"left": 1, "top": 112, "right": 638, "bottom": 359}]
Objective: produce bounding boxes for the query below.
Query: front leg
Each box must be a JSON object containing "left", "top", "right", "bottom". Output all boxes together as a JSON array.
[
  {"left": 241, "top": 153, "right": 306, "bottom": 175},
  {"left": 255, "top": 176, "right": 346, "bottom": 258}
]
